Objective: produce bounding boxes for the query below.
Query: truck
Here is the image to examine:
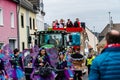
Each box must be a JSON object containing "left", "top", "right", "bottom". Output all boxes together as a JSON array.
[{"left": 24, "top": 27, "right": 86, "bottom": 79}]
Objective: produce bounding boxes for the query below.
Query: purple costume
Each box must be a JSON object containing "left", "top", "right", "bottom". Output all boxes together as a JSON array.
[
  {"left": 10, "top": 54, "right": 24, "bottom": 80},
  {"left": 1, "top": 44, "right": 13, "bottom": 79},
  {"left": 56, "top": 60, "right": 68, "bottom": 80},
  {"left": 31, "top": 53, "right": 55, "bottom": 80}
]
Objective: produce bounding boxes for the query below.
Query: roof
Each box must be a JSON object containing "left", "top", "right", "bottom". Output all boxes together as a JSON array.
[
  {"left": 99, "top": 23, "right": 120, "bottom": 43},
  {"left": 99, "top": 23, "right": 120, "bottom": 37},
  {"left": 99, "top": 37, "right": 106, "bottom": 45}
]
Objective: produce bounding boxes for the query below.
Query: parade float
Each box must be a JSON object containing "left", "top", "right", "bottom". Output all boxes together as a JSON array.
[{"left": 24, "top": 20, "right": 87, "bottom": 79}]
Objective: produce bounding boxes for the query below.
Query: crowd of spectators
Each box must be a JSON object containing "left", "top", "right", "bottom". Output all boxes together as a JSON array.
[{"left": 52, "top": 18, "right": 81, "bottom": 28}]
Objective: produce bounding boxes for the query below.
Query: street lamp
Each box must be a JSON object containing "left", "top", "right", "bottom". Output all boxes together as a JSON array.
[{"left": 108, "top": 12, "right": 112, "bottom": 31}]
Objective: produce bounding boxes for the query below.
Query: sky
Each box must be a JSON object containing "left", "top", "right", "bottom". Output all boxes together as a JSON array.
[{"left": 44, "top": 0, "right": 120, "bottom": 32}]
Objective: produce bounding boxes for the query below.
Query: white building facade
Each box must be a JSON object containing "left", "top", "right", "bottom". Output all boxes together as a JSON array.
[
  {"left": 36, "top": 11, "right": 44, "bottom": 31},
  {"left": 85, "top": 28, "right": 99, "bottom": 51},
  {"left": 36, "top": 0, "right": 45, "bottom": 31}
]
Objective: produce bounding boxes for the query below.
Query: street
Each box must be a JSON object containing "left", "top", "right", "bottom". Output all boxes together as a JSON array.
[{"left": 83, "top": 73, "right": 88, "bottom": 80}]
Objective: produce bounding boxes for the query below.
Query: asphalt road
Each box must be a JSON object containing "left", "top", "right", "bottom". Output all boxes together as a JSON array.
[{"left": 83, "top": 73, "right": 88, "bottom": 80}]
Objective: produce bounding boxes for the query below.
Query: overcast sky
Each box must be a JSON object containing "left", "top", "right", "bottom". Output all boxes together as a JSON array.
[{"left": 44, "top": 0, "right": 120, "bottom": 32}]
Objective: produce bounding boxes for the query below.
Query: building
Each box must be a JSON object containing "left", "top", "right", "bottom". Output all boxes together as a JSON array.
[
  {"left": 98, "top": 23, "right": 120, "bottom": 53},
  {"left": 36, "top": 0, "right": 45, "bottom": 31},
  {"left": 18, "top": 0, "right": 38, "bottom": 51},
  {"left": 28, "top": 0, "right": 45, "bottom": 31},
  {"left": 0, "top": 0, "right": 18, "bottom": 50},
  {"left": 85, "top": 28, "right": 99, "bottom": 51},
  {"left": 99, "top": 23, "right": 120, "bottom": 44}
]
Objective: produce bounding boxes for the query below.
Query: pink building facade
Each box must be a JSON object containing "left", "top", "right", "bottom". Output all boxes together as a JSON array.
[{"left": 0, "top": 0, "right": 18, "bottom": 50}]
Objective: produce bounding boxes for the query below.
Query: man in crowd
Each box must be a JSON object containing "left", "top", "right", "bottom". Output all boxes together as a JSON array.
[
  {"left": 74, "top": 18, "right": 80, "bottom": 27},
  {"left": 66, "top": 19, "right": 73, "bottom": 27},
  {"left": 89, "top": 30, "right": 120, "bottom": 80}
]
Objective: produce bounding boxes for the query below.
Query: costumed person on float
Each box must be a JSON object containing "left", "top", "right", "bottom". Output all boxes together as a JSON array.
[
  {"left": 10, "top": 49, "right": 24, "bottom": 80},
  {"left": 56, "top": 52, "right": 73, "bottom": 80},
  {"left": 31, "top": 48, "right": 55, "bottom": 80}
]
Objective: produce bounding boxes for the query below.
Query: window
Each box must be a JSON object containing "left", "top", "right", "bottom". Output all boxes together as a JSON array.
[
  {"left": 39, "top": 34, "right": 63, "bottom": 47},
  {"left": 29, "top": 17, "right": 32, "bottom": 29},
  {"left": 22, "top": 42, "right": 25, "bottom": 50},
  {"left": 33, "top": 18, "right": 35, "bottom": 30},
  {"left": 0, "top": 43, "right": 4, "bottom": 49},
  {"left": 10, "top": 12, "right": 14, "bottom": 28},
  {"left": 21, "top": 14, "right": 24, "bottom": 28},
  {"left": 0, "top": 8, "right": 3, "bottom": 26},
  {"left": 9, "top": 39, "right": 15, "bottom": 50}
]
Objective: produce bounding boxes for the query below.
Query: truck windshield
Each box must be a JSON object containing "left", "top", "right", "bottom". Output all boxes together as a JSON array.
[{"left": 39, "top": 33, "right": 63, "bottom": 48}]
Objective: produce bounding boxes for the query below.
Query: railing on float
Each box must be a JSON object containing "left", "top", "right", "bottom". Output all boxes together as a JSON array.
[{"left": 52, "top": 27, "right": 84, "bottom": 33}]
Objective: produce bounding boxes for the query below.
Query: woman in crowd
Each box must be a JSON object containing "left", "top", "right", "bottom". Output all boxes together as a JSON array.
[
  {"left": 31, "top": 48, "right": 54, "bottom": 80},
  {"left": 10, "top": 49, "right": 24, "bottom": 80},
  {"left": 55, "top": 20, "right": 60, "bottom": 28},
  {"left": 56, "top": 52, "right": 68, "bottom": 80},
  {"left": 56, "top": 52, "right": 73, "bottom": 80},
  {"left": 52, "top": 21, "right": 56, "bottom": 28},
  {"left": 59, "top": 19, "right": 65, "bottom": 28}
]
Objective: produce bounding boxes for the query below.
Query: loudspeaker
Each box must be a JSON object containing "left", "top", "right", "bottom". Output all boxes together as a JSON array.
[{"left": 81, "top": 22, "right": 85, "bottom": 29}]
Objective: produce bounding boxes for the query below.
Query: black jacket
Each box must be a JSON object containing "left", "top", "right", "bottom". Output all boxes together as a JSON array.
[{"left": 0, "top": 59, "right": 4, "bottom": 71}]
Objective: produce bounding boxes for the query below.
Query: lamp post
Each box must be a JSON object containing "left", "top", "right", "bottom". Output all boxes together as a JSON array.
[{"left": 108, "top": 12, "right": 112, "bottom": 31}]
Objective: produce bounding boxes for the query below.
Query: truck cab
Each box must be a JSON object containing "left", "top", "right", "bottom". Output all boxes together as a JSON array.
[{"left": 37, "top": 30, "right": 67, "bottom": 50}]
